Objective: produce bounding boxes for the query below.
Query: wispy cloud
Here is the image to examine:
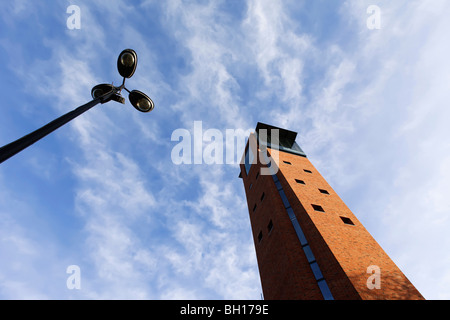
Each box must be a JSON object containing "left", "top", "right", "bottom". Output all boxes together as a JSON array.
[
  {"left": 300, "top": 0, "right": 450, "bottom": 299},
  {"left": 1, "top": 0, "right": 449, "bottom": 300}
]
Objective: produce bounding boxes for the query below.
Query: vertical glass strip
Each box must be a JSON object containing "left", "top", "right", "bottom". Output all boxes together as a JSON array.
[
  {"left": 285, "top": 207, "right": 296, "bottom": 220},
  {"left": 302, "top": 245, "right": 316, "bottom": 263},
  {"left": 278, "top": 190, "right": 290, "bottom": 208},
  {"left": 317, "top": 280, "right": 334, "bottom": 300},
  {"left": 275, "top": 180, "right": 283, "bottom": 191},
  {"left": 269, "top": 170, "right": 334, "bottom": 300},
  {"left": 244, "top": 146, "right": 253, "bottom": 175},
  {"left": 291, "top": 221, "right": 308, "bottom": 247},
  {"left": 310, "top": 262, "right": 324, "bottom": 281},
  {"left": 272, "top": 174, "right": 279, "bottom": 183},
  {"left": 261, "top": 149, "right": 334, "bottom": 300}
]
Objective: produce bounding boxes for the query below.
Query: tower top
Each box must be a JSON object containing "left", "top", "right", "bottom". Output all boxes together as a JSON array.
[
  {"left": 255, "top": 122, "right": 306, "bottom": 157},
  {"left": 239, "top": 122, "right": 424, "bottom": 300}
]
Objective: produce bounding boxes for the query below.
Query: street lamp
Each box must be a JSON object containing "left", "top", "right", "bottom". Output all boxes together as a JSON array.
[
  {"left": 117, "top": 49, "right": 138, "bottom": 78},
  {"left": 0, "top": 49, "right": 154, "bottom": 164}
]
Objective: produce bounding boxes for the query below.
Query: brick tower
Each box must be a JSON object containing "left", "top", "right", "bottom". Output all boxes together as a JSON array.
[{"left": 239, "top": 122, "right": 424, "bottom": 300}]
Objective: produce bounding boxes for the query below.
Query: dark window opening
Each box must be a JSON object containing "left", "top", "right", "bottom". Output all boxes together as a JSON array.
[
  {"left": 312, "top": 204, "right": 325, "bottom": 212},
  {"left": 256, "top": 171, "right": 260, "bottom": 180},
  {"left": 258, "top": 231, "right": 263, "bottom": 243},
  {"left": 249, "top": 183, "right": 253, "bottom": 190},
  {"left": 340, "top": 217, "right": 355, "bottom": 225},
  {"left": 319, "top": 189, "right": 329, "bottom": 195},
  {"left": 295, "top": 179, "right": 305, "bottom": 185},
  {"left": 261, "top": 192, "right": 265, "bottom": 202},
  {"left": 267, "top": 220, "right": 273, "bottom": 233},
  {"left": 283, "top": 161, "right": 292, "bottom": 165},
  {"left": 304, "top": 169, "right": 312, "bottom": 173},
  {"left": 253, "top": 204, "right": 257, "bottom": 212}
]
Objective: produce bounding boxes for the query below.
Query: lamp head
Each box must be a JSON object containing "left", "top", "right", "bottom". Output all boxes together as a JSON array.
[
  {"left": 117, "top": 49, "right": 138, "bottom": 78},
  {"left": 91, "top": 83, "right": 125, "bottom": 104},
  {"left": 129, "top": 90, "right": 154, "bottom": 113},
  {"left": 91, "top": 83, "right": 114, "bottom": 99}
]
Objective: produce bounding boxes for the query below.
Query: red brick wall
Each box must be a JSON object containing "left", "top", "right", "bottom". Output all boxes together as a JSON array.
[
  {"left": 240, "top": 144, "right": 424, "bottom": 300},
  {"left": 241, "top": 151, "right": 323, "bottom": 299}
]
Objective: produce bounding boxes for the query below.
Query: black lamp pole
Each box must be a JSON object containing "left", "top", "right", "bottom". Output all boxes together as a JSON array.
[
  {"left": 0, "top": 92, "right": 112, "bottom": 164},
  {"left": 0, "top": 49, "right": 154, "bottom": 165}
]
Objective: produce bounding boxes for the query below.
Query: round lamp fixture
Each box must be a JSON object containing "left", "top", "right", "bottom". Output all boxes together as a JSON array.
[
  {"left": 129, "top": 90, "right": 154, "bottom": 113},
  {"left": 117, "top": 49, "right": 138, "bottom": 78},
  {"left": 120, "top": 52, "right": 135, "bottom": 67},
  {"left": 91, "top": 84, "right": 114, "bottom": 99}
]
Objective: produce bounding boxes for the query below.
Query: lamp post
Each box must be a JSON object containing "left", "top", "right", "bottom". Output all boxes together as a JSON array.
[{"left": 0, "top": 49, "right": 154, "bottom": 164}]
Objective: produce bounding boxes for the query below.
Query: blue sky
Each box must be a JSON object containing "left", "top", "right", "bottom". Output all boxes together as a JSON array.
[{"left": 0, "top": 0, "right": 449, "bottom": 299}]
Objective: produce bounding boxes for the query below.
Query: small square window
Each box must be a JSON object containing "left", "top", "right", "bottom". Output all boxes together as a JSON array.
[
  {"left": 295, "top": 179, "right": 305, "bottom": 185},
  {"left": 253, "top": 204, "right": 257, "bottom": 212},
  {"left": 304, "top": 169, "right": 312, "bottom": 174},
  {"left": 283, "top": 161, "right": 292, "bottom": 165},
  {"left": 319, "top": 189, "right": 329, "bottom": 195},
  {"left": 340, "top": 217, "right": 354, "bottom": 225},
  {"left": 261, "top": 192, "right": 265, "bottom": 202},
  {"left": 257, "top": 231, "right": 263, "bottom": 243},
  {"left": 267, "top": 220, "right": 273, "bottom": 233},
  {"left": 312, "top": 204, "right": 325, "bottom": 212}
]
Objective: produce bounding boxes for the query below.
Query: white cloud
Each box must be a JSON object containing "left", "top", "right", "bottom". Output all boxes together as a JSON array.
[
  {"left": 162, "top": 0, "right": 251, "bottom": 129},
  {"left": 2, "top": 0, "right": 449, "bottom": 300},
  {"left": 243, "top": 0, "right": 313, "bottom": 118},
  {"left": 0, "top": 186, "right": 71, "bottom": 299},
  {"left": 301, "top": 0, "right": 450, "bottom": 299},
  {"left": 160, "top": 206, "right": 260, "bottom": 299}
]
